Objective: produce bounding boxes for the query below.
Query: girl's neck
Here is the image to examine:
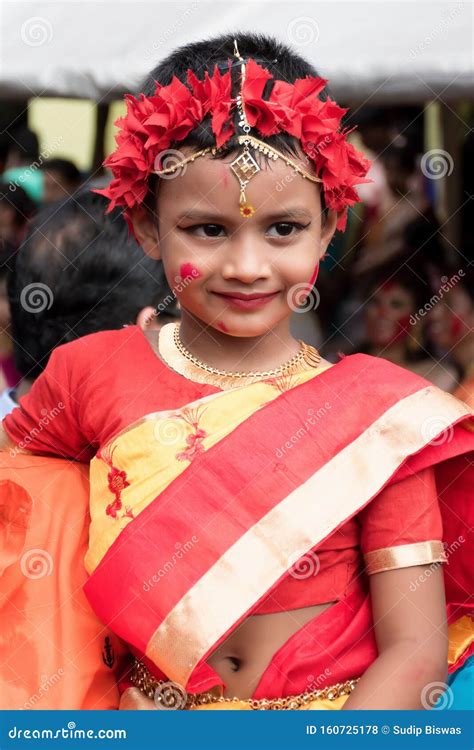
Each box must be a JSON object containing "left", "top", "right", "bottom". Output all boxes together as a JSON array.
[{"left": 177, "top": 312, "right": 301, "bottom": 373}]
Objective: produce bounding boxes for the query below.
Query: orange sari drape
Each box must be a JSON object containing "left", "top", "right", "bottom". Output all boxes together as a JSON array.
[{"left": 0, "top": 453, "right": 128, "bottom": 709}]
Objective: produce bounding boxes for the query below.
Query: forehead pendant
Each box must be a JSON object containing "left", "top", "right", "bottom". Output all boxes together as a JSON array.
[{"left": 231, "top": 40, "right": 259, "bottom": 218}]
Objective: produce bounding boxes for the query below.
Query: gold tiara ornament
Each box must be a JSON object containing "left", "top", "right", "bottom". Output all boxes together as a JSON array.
[
  {"left": 154, "top": 134, "right": 323, "bottom": 218},
  {"left": 97, "top": 39, "right": 371, "bottom": 232}
]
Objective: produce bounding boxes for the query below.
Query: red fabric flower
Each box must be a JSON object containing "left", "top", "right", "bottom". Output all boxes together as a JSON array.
[
  {"left": 187, "top": 62, "right": 235, "bottom": 148},
  {"left": 96, "top": 57, "right": 372, "bottom": 234}
]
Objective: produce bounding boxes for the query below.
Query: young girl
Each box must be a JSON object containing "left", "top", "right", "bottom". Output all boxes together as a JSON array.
[{"left": 1, "top": 32, "right": 473, "bottom": 711}]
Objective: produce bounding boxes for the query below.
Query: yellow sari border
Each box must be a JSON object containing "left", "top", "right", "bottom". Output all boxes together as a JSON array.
[{"left": 146, "top": 385, "right": 470, "bottom": 685}]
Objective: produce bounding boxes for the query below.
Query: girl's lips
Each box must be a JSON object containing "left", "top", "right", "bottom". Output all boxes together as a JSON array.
[{"left": 211, "top": 291, "right": 280, "bottom": 310}]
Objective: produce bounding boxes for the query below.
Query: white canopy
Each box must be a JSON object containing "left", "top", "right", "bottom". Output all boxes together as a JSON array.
[{"left": 3, "top": 0, "right": 473, "bottom": 103}]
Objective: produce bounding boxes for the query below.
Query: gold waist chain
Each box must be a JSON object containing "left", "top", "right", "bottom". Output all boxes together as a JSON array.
[{"left": 129, "top": 659, "right": 359, "bottom": 710}]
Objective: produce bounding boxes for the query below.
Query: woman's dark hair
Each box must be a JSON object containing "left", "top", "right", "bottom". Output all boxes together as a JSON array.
[
  {"left": 8, "top": 191, "right": 174, "bottom": 379},
  {"left": 40, "top": 158, "right": 82, "bottom": 186},
  {"left": 141, "top": 32, "right": 332, "bottom": 224},
  {"left": 0, "top": 181, "right": 37, "bottom": 230}
]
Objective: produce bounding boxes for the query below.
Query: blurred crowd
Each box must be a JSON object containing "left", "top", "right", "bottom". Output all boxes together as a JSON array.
[{"left": 0, "top": 107, "right": 473, "bottom": 420}]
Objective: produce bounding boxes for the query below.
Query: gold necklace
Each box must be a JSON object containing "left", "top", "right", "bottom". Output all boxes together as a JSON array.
[
  {"left": 173, "top": 323, "right": 321, "bottom": 378},
  {"left": 157, "top": 323, "right": 323, "bottom": 390}
]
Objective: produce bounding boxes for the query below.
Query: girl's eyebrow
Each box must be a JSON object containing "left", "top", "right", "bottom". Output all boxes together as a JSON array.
[{"left": 177, "top": 207, "right": 314, "bottom": 222}]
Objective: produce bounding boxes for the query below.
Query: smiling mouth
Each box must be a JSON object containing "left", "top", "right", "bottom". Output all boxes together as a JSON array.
[{"left": 211, "top": 290, "right": 281, "bottom": 309}]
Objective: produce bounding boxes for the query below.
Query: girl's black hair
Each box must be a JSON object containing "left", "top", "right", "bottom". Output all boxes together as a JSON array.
[{"left": 141, "top": 32, "right": 332, "bottom": 223}]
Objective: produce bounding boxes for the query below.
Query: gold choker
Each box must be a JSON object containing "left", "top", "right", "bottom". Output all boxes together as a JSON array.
[
  {"left": 173, "top": 323, "right": 321, "bottom": 378},
  {"left": 157, "top": 322, "right": 323, "bottom": 390}
]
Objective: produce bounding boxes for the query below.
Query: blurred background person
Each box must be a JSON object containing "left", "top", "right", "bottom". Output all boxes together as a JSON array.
[
  {"left": 0, "top": 191, "right": 178, "bottom": 418},
  {"left": 1, "top": 126, "right": 43, "bottom": 206},
  {"left": 352, "top": 261, "right": 459, "bottom": 391},
  {"left": 426, "top": 269, "right": 474, "bottom": 407},
  {"left": 40, "top": 157, "right": 82, "bottom": 203},
  {"left": 0, "top": 182, "right": 37, "bottom": 248},
  {"left": 0, "top": 240, "right": 21, "bottom": 392}
]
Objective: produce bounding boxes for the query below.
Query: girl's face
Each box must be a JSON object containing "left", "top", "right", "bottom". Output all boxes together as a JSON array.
[
  {"left": 132, "top": 147, "right": 338, "bottom": 338},
  {"left": 365, "top": 282, "right": 415, "bottom": 347}
]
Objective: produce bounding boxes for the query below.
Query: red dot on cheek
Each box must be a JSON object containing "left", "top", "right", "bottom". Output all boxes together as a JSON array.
[
  {"left": 450, "top": 316, "right": 463, "bottom": 338},
  {"left": 179, "top": 263, "right": 202, "bottom": 282},
  {"left": 217, "top": 322, "right": 229, "bottom": 332},
  {"left": 308, "top": 262, "right": 320, "bottom": 288}
]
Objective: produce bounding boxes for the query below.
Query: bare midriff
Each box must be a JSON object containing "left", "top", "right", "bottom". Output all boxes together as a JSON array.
[{"left": 205, "top": 600, "right": 337, "bottom": 698}]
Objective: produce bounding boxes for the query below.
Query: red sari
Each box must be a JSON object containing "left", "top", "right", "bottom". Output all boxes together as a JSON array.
[{"left": 2, "top": 324, "right": 474, "bottom": 706}]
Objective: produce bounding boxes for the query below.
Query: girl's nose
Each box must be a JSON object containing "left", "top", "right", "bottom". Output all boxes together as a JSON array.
[{"left": 220, "top": 241, "right": 271, "bottom": 283}]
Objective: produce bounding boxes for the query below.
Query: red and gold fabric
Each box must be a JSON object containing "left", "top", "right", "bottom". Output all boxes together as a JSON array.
[{"left": 2, "top": 325, "right": 474, "bottom": 707}]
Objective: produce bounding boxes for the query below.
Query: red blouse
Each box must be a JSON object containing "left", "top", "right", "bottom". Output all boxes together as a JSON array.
[{"left": 2, "top": 325, "right": 443, "bottom": 614}]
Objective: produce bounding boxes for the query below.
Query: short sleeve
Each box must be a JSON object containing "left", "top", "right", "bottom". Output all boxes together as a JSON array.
[
  {"left": 358, "top": 466, "right": 447, "bottom": 575},
  {"left": 2, "top": 343, "right": 95, "bottom": 461}
]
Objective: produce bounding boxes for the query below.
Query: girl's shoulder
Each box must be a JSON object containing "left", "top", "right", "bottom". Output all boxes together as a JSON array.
[
  {"left": 52, "top": 325, "right": 143, "bottom": 367},
  {"left": 334, "top": 351, "right": 444, "bottom": 399}
]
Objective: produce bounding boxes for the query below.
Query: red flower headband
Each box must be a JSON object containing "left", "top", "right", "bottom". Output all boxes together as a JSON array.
[{"left": 97, "top": 57, "right": 372, "bottom": 232}]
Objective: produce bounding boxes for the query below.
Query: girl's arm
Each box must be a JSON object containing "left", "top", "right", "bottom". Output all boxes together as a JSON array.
[
  {"left": 344, "top": 464, "right": 449, "bottom": 709},
  {"left": 1, "top": 341, "right": 95, "bottom": 461},
  {"left": 341, "top": 563, "right": 448, "bottom": 709}
]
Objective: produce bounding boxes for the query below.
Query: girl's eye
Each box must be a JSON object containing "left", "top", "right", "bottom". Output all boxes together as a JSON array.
[
  {"left": 181, "top": 222, "right": 309, "bottom": 238},
  {"left": 268, "top": 222, "right": 309, "bottom": 237},
  {"left": 182, "top": 224, "right": 224, "bottom": 237}
]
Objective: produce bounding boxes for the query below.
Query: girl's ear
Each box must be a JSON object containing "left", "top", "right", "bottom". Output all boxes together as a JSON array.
[
  {"left": 319, "top": 209, "right": 340, "bottom": 258},
  {"left": 130, "top": 206, "right": 161, "bottom": 260}
]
